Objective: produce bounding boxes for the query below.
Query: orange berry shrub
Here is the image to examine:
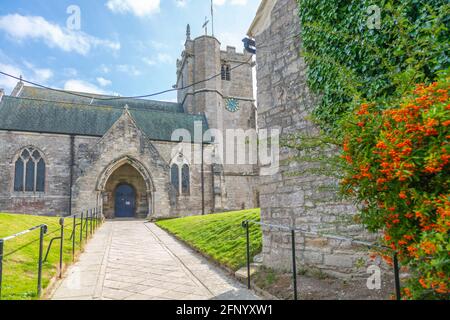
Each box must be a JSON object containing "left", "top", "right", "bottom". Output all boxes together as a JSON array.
[{"left": 341, "top": 73, "right": 450, "bottom": 299}]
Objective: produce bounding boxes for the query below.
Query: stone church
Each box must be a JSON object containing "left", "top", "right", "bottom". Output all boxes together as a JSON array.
[{"left": 0, "top": 29, "right": 258, "bottom": 219}]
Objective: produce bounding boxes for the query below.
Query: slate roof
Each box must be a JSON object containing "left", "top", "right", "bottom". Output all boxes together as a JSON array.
[
  {"left": 19, "top": 86, "right": 185, "bottom": 113},
  {"left": 0, "top": 86, "right": 208, "bottom": 142}
]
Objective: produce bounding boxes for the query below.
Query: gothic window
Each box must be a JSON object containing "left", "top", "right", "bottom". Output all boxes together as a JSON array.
[
  {"left": 14, "top": 147, "right": 46, "bottom": 192},
  {"left": 171, "top": 164, "right": 180, "bottom": 194},
  {"left": 181, "top": 164, "right": 190, "bottom": 195},
  {"left": 221, "top": 63, "right": 231, "bottom": 81},
  {"left": 170, "top": 154, "right": 190, "bottom": 196}
]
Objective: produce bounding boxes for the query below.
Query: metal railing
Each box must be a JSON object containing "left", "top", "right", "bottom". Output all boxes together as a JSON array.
[
  {"left": 0, "top": 208, "right": 104, "bottom": 300},
  {"left": 242, "top": 219, "right": 402, "bottom": 301}
]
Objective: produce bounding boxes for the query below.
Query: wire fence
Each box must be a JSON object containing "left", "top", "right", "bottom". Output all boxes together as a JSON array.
[
  {"left": 242, "top": 219, "right": 401, "bottom": 301},
  {"left": 0, "top": 208, "right": 104, "bottom": 300}
]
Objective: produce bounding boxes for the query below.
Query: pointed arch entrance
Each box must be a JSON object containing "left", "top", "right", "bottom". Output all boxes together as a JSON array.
[{"left": 96, "top": 156, "right": 155, "bottom": 219}]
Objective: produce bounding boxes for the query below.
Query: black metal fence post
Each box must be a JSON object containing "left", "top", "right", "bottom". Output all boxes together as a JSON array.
[
  {"left": 59, "top": 218, "right": 64, "bottom": 278},
  {"left": 37, "top": 225, "right": 47, "bottom": 297},
  {"left": 80, "top": 211, "right": 84, "bottom": 245},
  {"left": 93, "top": 208, "right": 96, "bottom": 230},
  {"left": 291, "top": 230, "right": 298, "bottom": 300},
  {"left": 85, "top": 210, "right": 88, "bottom": 240},
  {"left": 72, "top": 215, "right": 76, "bottom": 261},
  {"left": 0, "top": 239, "right": 4, "bottom": 300},
  {"left": 90, "top": 209, "right": 93, "bottom": 235},
  {"left": 393, "top": 252, "right": 401, "bottom": 300},
  {"left": 245, "top": 221, "right": 251, "bottom": 290}
]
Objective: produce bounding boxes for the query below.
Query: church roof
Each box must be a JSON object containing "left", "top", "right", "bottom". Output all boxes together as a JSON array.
[
  {"left": 18, "top": 86, "right": 186, "bottom": 113},
  {"left": 0, "top": 86, "right": 208, "bottom": 142}
]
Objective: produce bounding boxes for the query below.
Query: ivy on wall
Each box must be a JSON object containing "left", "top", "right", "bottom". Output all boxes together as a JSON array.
[{"left": 298, "top": 0, "right": 449, "bottom": 133}]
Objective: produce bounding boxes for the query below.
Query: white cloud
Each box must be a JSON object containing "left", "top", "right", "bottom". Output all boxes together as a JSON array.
[
  {"left": 117, "top": 64, "right": 142, "bottom": 76},
  {"left": 142, "top": 57, "right": 156, "bottom": 66},
  {"left": 23, "top": 61, "right": 53, "bottom": 83},
  {"left": 0, "top": 63, "right": 23, "bottom": 93},
  {"left": 64, "top": 79, "right": 106, "bottom": 94},
  {"left": 142, "top": 53, "right": 173, "bottom": 66},
  {"left": 106, "top": 0, "right": 160, "bottom": 17},
  {"left": 0, "top": 60, "right": 53, "bottom": 93},
  {"left": 0, "top": 14, "right": 120, "bottom": 55},
  {"left": 96, "top": 77, "right": 112, "bottom": 87}
]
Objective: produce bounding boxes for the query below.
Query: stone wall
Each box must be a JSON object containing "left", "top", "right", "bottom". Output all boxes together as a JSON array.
[
  {"left": 254, "top": 0, "right": 373, "bottom": 277},
  {"left": 0, "top": 131, "right": 73, "bottom": 215}
]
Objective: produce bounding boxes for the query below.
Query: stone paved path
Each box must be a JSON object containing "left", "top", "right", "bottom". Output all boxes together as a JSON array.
[{"left": 51, "top": 220, "right": 259, "bottom": 300}]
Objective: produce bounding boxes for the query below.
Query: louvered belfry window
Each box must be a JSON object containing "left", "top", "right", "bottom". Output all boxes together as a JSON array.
[{"left": 14, "top": 147, "right": 46, "bottom": 192}]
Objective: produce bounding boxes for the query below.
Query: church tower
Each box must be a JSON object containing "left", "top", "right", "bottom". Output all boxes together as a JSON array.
[{"left": 176, "top": 25, "right": 258, "bottom": 212}]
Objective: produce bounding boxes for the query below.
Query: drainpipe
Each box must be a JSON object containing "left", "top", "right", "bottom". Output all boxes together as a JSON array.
[
  {"left": 68, "top": 135, "right": 75, "bottom": 216},
  {"left": 201, "top": 140, "right": 205, "bottom": 215}
]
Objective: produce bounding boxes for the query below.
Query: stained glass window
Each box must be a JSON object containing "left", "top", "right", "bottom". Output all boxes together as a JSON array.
[
  {"left": 171, "top": 164, "right": 179, "bottom": 194},
  {"left": 14, "top": 158, "right": 24, "bottom": 192},
  {"left": 181, "top": 164, "right": 190, "bottom": 195},
  {"left": 36, "top": 159, "right": 45, "bottom": 192},
  {"left": 14, "top": 147, "right": 45, "bottom": 192}
]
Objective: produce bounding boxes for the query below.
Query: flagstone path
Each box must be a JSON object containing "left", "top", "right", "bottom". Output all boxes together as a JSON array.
[{"left": 51, "top": 220, "right": 259, "bottom": 300}]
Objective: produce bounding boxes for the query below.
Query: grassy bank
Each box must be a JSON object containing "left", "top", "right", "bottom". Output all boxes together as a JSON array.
[
  {"left": 0, "top": 213, "right": 85, "bottom": 300},
  {"left": 156, "top": 209, "right": 262, "bottom": 271}
]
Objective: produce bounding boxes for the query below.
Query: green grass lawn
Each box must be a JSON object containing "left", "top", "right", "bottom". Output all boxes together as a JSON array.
[
  {"left": 156, "top": 209, "right": 262, "bottom": 271},
  {"left": 0, "top": 213, "right": 88, "bottom": 300}
]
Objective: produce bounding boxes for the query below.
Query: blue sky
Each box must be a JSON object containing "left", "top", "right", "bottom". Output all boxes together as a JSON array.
[{"left": 0, "top": 0, "right": 260, "bottom": 101}]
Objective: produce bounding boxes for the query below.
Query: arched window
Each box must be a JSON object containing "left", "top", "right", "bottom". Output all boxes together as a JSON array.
[
  {"left": 170, "top": 153, "right": 190, "bottom": 196},
  {"left": 181, "top": 164, "right": 190, "bottom": 195},
  {"left": 221, "top": 63, "right": 231, "bottom": 81},
  {"left": 171, "top": 164, "right": 180, "bottom": 194},
  {"left": 14, "top": 147, "right": 45, "bottom": 192}
]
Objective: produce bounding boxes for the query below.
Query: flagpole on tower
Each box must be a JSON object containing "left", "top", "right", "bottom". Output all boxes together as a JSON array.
[{"left": 211, "top": 0, "right": 214, "bottom": 37}]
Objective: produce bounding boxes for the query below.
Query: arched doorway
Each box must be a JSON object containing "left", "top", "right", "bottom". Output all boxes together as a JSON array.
[
  {"left": 99, "top": 162, "right": 153, "bottom": 219},
  {"left": 96, "top": 156, "right": 155, "bottom": 219},
  {"left": 114, "top": 184, "right": 136, "bottom": 218}
]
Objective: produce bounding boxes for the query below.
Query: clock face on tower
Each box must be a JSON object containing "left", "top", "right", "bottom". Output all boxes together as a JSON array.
[{"left": 225, "top": 98, "right": 240, "bottom": 113}]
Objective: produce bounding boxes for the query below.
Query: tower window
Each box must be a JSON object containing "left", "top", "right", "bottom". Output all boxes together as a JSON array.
[
  {"left": 221, "top": 64, "right": 231, "bottom": 81},
  {"left": 14, "top": 147, "right": 46, "bottom": 192}
]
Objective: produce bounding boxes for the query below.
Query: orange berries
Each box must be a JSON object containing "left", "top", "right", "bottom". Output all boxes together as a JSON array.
[{"left": 341, "top": 78, "right": 449, "bottom": 299}]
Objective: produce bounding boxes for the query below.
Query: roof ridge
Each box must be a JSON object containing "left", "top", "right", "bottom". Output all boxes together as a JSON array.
[
  {"left": 20, "top": 85, "right": 182, "bottom": 106},
  {"left": 3, "top": 95, "right": 189, "bottom": 115}
]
